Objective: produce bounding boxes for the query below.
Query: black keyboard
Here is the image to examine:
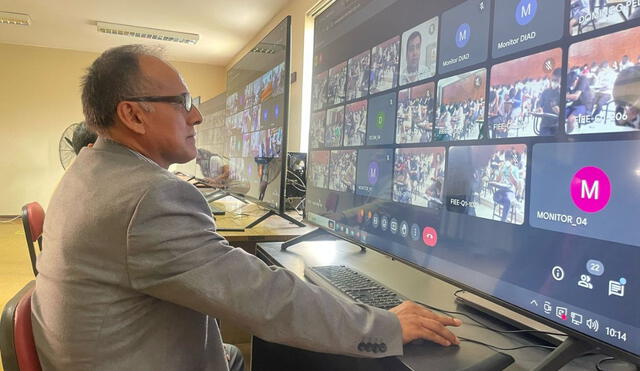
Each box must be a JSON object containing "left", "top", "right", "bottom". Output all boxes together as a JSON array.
[
  {"left": 306, "top": 265, "right": 404, "bottom": 309},
  {"left": 209, "top": 203, "right": 225, "bottom": 216}
]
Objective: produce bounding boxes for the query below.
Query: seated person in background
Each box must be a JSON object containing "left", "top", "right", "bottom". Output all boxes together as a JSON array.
[
  {"left": 486, "top": 90, "right": 503, "bottom": 139},
  {"left": 196, "top": 148, "right": 230, "bottom": 188},
  {"left": 536, "top": 68, "right": 562, "bottom": 136},
  {"left": 71, "top": 121, "right": 98, "bottom": 154},
  {"left": 494, "top": 152, "right": 519, "bottom": 222},
  {"left": 565, "top": 70, "right": 594, "bottom": 133},
  {"left": 32, "top": 44, "right": 461, "bottom": 371},
  {"left": 590, "top": 61, "right": 618, "bottom": 119},
  {"left": 613, "top": 65, "right": 640, "bottom": 129},
  {"left": 620, "top": 55, "right": 635, "bottom": 71}
]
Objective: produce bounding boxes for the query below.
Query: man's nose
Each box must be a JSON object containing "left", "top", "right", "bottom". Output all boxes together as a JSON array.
[{"left": 190, "top": 105, "right": 203, "bottom": 126}]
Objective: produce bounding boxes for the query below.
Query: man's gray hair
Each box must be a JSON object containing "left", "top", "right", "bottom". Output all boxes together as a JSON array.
[{"left": 81, "top": 44, "right": 162, "bottom": 133}]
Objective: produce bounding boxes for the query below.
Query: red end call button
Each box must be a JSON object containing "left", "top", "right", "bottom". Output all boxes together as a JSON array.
[{"left": 422, "top": 227, "right": 438, "bottom": 247}]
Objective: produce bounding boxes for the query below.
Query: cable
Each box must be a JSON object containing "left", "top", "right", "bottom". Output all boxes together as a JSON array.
[
  {"left": 458, "top": 336, "right": 557, "bottom": 351},
  {"left": 286, "top": 180, "right": 307, "bottom": 192},
  {"left": 287, "top": 170, "right": 306, "bottom": 188},
  {"left": 595, "top": 357, "right": 616, "bottom": 371},
  {"left": 0, "top": 216, "right": 20, "bottom": 223},
  {"left": 287, "top": 170, "right": 307, "bottom": 190}
]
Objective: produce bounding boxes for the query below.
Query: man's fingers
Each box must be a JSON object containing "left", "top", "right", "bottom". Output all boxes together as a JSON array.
[
  {"left": 414, "top": 304, "right": 439, "bottom": 319},
  {"left": 419, "top": 329, "right": 453, "bottom": 347},
  {"left": 392, "top": 301, "right": 463, "bottom": 346},
  {"left": 435, "top": 315, "right": 462, "bottom": 327},
  {"left": 407, "top": 302, "right": 463, "bottom": 328},
  {"left": 421, "top": 318, "right": 460, "bottom": 345}
]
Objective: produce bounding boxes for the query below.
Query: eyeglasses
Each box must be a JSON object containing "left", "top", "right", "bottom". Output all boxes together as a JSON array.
[{"left": 124, "top": 92, "right": 195, "bottom": 112}]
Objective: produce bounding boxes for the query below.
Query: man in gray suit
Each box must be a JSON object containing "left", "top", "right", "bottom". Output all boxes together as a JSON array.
[{"left": 31, "top": 45, "right": 461, "bottom": 371}]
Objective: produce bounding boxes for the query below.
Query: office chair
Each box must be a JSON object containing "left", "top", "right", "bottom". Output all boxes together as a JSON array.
[
  {"left": 21, "top": 202, "right": 45, "bottom": 276},
  {"left": 0, "top": 280, "right": 42, "bottom": 371}
]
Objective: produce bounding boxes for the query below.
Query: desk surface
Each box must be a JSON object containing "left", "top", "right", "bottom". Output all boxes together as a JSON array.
[
  {"left": 257, "top": 240, "right": 633, "bottom": 371},
  {"left": 212, "top": 197, "right": 313, "bottom": 242}
]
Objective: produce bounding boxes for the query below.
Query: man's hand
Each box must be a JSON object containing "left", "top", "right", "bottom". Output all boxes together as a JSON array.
[{"left": 389, "top": 301, "right": 462, "bottom": 346}]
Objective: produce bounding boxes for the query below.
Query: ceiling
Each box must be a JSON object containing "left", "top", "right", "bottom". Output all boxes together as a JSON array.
[{"left": 0, "top": 0, "right": 291, "bottom": 66}]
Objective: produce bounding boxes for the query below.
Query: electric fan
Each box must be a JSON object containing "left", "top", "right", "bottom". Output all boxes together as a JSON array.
[{"left": 59, "top": 123, "right": 80, "bottom": 169}]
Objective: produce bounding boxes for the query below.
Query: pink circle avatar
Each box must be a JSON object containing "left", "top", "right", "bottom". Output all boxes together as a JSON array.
[{"left": 570, "top": 166, "right": 611, "bottom": 213}]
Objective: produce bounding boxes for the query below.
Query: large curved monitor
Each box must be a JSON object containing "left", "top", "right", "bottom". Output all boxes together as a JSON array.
[
  {"left": 224, "top": 16, "right": 291, "bottom": 212},
  {"left": 306, "top": 0, "right": 639, "bottom": 364}
]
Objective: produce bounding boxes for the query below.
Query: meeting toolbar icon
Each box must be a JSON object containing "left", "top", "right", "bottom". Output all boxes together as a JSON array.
[{"left": 608, "top": 278, "right": 626, "bottom": 297}]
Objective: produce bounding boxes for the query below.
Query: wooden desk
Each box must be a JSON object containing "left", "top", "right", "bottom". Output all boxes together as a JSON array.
[
  {"left": 211, "top": 197, "right": 314, "bottom": 249},
  {"left": 253, "top": 241, "right": 632, "bottom": 371}
]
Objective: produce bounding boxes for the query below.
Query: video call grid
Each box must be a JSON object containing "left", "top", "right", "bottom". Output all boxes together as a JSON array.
[
  {"left": 310, "top": 0, "right": 640, "bottom": 146},
  {"left": 307, "top": 0, "right": 640, "bottom": 229}
]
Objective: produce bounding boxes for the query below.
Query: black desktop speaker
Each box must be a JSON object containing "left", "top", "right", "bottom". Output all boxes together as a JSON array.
[{"left": 285, "top": 152, "right": 306, "bottom": 211}]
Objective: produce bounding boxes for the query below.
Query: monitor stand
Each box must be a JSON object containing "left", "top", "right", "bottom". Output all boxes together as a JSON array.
[
  {"left": 280, "top": 229, "right": 366, "bottom": 252},
  {"left": 205, "top": 190, "right": 249, "bottom": 204},
  {"left": 532, "top": 336, "right": 638, "bottom": 371},
  {"left": 245, "top": 210, "right": 306, "bottom": 229},
  {"left": 455, "top": 291, "right": 640, "bottom": 370}
]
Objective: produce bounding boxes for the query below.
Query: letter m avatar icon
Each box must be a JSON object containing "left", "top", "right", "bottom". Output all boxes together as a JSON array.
[
  {"left": 581, "top": 180, "right": 599, "bottom": 200},
  {"left": 516, "top": 0, "right": 537, "bottom": 26},
  {"left": 571, "top": 166, "right": 611, "bottom": 213},
  {"left": 456, "top": 23, "right": 470, "bottom": 48}
]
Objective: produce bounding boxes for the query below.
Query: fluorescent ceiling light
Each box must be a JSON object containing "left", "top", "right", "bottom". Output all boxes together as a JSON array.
[
  {"left": 96, "top": 21, "right": 199, "bottom": 45},
  {"left": 251, "top": 43, "right": 284, "bottom": 54},
  {"left": 0, "top": 11, "right": 31, "bottom": 26}
]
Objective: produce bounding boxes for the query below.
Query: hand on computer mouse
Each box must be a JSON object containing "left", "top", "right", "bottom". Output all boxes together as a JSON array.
[{"left": 389, "top": 301, "right": 462, "bottom": 346}]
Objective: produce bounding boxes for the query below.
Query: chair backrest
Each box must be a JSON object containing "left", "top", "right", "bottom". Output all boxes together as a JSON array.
[
  {"left": 0, "top": 281, "right": 42, "bottom": 371},
  {"left": 21, "top": 203, "right": 45, "bottom": 276}
]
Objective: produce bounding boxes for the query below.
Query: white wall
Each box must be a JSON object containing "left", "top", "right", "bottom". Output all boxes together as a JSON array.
[{"left": 0, "top": 43, "right": 226, "bottom": 215}]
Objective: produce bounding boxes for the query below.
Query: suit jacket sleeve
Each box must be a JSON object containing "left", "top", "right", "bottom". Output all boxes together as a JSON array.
[{"left": 126, "top": 177, "right": 403, "bottom": 357}]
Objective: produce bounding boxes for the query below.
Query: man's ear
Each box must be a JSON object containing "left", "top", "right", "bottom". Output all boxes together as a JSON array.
[{"left": 116, "top": 101, "right": 147, "bottom": 135}]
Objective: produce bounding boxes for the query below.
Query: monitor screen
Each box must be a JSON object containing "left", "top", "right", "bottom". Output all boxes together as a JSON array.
[
  {"left": 194, "top": 93, "right": 227, "bottom": 182},
  {"left": 224, "top": 17, "right": 291, "bottom": 211},
  {"left": 306, "top": 0, "right": 640, "bottom": 361}
]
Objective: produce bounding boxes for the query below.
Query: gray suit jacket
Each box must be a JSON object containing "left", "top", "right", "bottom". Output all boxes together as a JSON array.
[{"left": 32, "top": 138, "right": 403, "bottom": 370}]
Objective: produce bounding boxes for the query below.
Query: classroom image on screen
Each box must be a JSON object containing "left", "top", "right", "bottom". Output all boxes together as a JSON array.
[
  {"left": 329, "top": 150, "right": 357, "bottom": 193},
  {"left": 347, "top": 50, "right": 371, "bottom": 101},
  {"left": 566, "top": 26, "right": 640, "bottom": 134},
  {"left": 489, "top": 48, "right": 564, "bottom": 138},
  {"left": 396, "top": 82, "right": 435, "bottom": 144},
  {"left": 446, "top": 144, "right": 527, "bottom": 225},
  {"left": 325, "top": 106, "right": 345, "bottom": 147},
  {"left": 344, "top": 100, "right": 368, "bottom": 147},
  {"left": 370, "top": 36, "right": 400, "bottom": 94},
  {"left": 434, "top": 68, "right": 486, "bottom": 142},
  {"left": 570, "top": 0, "right": 640, "bottom": 36},
  {"left": 392, "top": 147, "right": 445, "bottom": 209}
]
